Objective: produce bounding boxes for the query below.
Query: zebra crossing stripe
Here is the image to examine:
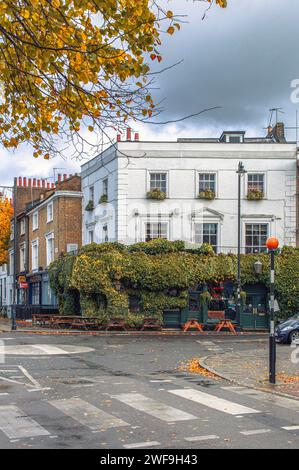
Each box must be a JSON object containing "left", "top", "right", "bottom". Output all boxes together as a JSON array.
[
  {"left": 185, "top": 435, "right": 219, "bottom": 442},
  {"left": 112, "top": 392, "right": 197, "bottom": 422},
  {"left": 0, "top": 405, "right": 50, "bottom": 439},
  {"left": 49, "top": 398, "right": 129, "bottom": 431},
  {"left": 221, "top": 386, "right": 299, "bottom": 412},
  {"left": 169, "top": 389, "right": 260, "bottom": 415}
]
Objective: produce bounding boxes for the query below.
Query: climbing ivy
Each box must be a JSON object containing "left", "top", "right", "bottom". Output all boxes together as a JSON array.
[{"left": 49, "top": 240, "right": 299, "bottom": 321}]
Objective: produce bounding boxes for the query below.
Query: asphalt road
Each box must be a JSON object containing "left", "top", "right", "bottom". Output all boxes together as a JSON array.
[{"left": 0, "top": 333, "right": 298, "bottom": 450}]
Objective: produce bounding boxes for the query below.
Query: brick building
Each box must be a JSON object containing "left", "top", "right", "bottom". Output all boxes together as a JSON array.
[{"left": 8, "top": 175, "right": 82, "bottom": 318}]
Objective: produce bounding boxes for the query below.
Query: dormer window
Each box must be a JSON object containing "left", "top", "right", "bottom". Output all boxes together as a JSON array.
[{"left": 220, "top": 131, "right": 245, "bottom": 143}]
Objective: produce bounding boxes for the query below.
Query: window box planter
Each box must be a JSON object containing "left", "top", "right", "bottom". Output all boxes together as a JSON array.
[
  {"left": 85, "top": 200, "right": 94, "bottom": 211},
  {"left": 198, "top": 189, "right": 215, "bottom": 200},
  {"left": 99, "top": 194, "right": 108, "bottom": 204},
  {"left": 247, "top": 189, "right": 264, "bottom": 201},
  {"left": 146, "top": 188, "right": 166, "bottom": 200}
]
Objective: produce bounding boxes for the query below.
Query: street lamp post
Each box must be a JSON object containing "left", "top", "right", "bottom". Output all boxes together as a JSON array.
[
  {"left": 266, "top": 237, "right": 279, "bottom": 384},
  {"left": 12, "top": 177, "right": 17, "bottom": 331},
  {"left": 236, "top": 162, "right": 246, "bottom": 324}
]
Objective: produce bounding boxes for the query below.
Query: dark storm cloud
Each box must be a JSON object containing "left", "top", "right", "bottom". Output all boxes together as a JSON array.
[{"left": 149, "top": 0, "right": 299, "bottom": 139}]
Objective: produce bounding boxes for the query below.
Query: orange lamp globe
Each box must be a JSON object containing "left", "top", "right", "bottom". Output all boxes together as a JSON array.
[{"left": 266, "top": 237, "right": 279, "bottom": 251}]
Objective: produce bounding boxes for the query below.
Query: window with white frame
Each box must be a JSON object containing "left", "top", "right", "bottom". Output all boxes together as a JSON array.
[
  {"left": 102, "top": 225, "right": 108, "bottom": 242},
  {"left": 20, "top": 219, "right": 25, "bottom": 235},
  {"left": 88, "top": 230, "right": 94, "bottom": 243},
  {"left": 103, "top": 178, "right": 108, "bottom": 197},
  {"left": 47, "top": 202, "right": 53, "bottom": 223},
  {"left": 247, "top": 174, "right": 265, "bottom": 193},
  {"left": 20, "top": 243, "right": 26, "bottom": 272},
  {"left": 194, "top": 223, "right": 218, "bottom": 252},
  {"left": 32, "top": 211, "right": 38, "bottom": 230},
  {"left": 10, "top": 222, "right": 14, "bottom": 240},
  {"left": 150, "top": 173, "right": 167, "bottom": 193},
  {"left": 89, "top": 186, "right": 94, "bottom": 204},
  {"left": 9, "top": 251, "right": 14, "bottom": 275},
  {"left": 31, "top": 240, "right": 39, "bottom": 271},
  {"left": 198, "top": 173, "right": 216, "bottom": 193},
  {"left": 46, "top": 234, "right": 54, "bottom": 266},
  {"left": 245, "top": 224, "right": 268, "bottom": 254},
  {"left": 146, "top": 222, "right": 168, "bottom": 242}
]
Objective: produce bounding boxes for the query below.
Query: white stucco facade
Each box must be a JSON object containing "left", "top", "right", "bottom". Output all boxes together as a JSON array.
[{"left": 81, "top": 136, "right": 297, "bottom": 252}]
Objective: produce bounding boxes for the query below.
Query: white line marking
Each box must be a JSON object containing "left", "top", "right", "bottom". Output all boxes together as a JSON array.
[
  {"left": 185, "top": 435, "right": 219, "bottom": 442},
  {"left": 240, "top": 429, "right": 271, "bottom": 436},
  {"left": 0, "top": 405, "right": 50, "bottom": 439},
  {"left": 0, "top": 376, "right": 27, "bottom": 386},
  {"left": 28, "top": 388, "right": 52, "bottom": 392},
  {"left": 49, "top": 398, "right": 129, "bottom": 431},
  {"left": 282, "top": 425, "right": 299, "bottom": 431},
  {"left": 150, "top": 380, "right": 172, "bottom": 383},
  {"left": 169, "top": 389, "right": 260, "bottom": 415},
  {"left": 123, "top": 441, "right": 160, "bottom": 449},
  {"left": 0, "top": 393, "right": 8, "bottom": 396},
  {"left": 18, "top": 366, "right": 41, "bottom": 388},
  {"left": 112, "top": 392, "right": 197, "bottom": 422},
  {"left": 221, "top": 386, "right": 299, "bottom": 412}
]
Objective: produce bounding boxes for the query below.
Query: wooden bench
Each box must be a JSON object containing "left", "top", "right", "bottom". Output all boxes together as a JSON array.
[
  {"left": 70, "top": 317, "right": 102, "bottom": 330},
  {"left": 32, "top": 314, "right": 57, "bottom": 328},
  {"left": 141, "top": 318, "right": 162, "bottom": 331},
  {"left": 183, "top": 319, "right": 204, "bottom": 332},
  {"left": 106, "top": 317, "right": 127, "bottom": 331}
]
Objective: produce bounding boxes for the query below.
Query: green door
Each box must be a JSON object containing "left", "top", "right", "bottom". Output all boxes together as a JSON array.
[{"left": 241, "top": 284, "right": 269, "bottom": 330}]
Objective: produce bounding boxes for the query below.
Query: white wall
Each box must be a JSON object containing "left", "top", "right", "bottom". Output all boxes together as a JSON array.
[{"left": 81, "top": 140, "right": 297, "bottom": 250}]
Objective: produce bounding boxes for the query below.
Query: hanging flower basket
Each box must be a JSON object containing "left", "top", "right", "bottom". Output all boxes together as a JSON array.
[
  {"left": 99, "top": 194, "right": 108, "bottom": 204},
  {"left": 247, "top": 189, "right": 264, "bottom": 201},
  {"left": 85, "top": 200, "right": 94, "bottom": 211},
  {"left": 146, "top": 188, "right": 166, "bottom": 200},
  {"left": 198, "top": 189, "right": 215, "bottom": 200}
]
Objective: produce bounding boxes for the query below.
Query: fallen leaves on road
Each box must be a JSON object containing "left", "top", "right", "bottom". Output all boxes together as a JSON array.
[
  {"left": 178, "top": 358, "right": 219, "bottom": 379},
  {"left": 277, "top": 374, "right": 299, "bottom": 384}
]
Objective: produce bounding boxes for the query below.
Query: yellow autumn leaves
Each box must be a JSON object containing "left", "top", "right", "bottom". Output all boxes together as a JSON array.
[{"left": 0, "top": 0, "right": 226, "bottom": 160}]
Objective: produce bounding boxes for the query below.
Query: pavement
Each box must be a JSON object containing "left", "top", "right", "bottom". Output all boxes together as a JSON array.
[
  {"left": 0, "top": 331, "right": 298, "bottom": 449},
  {"left": 202, "top": 340, "right": 299, "bottom": 398}
]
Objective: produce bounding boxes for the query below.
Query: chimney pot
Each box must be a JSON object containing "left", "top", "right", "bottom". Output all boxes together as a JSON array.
[
  {"left": 47, "top": 183, "right": 50, "bottom": 189},
  {"left": 18, "top": 177, "right": 22, "bottom": 187},
  {"left": 28, "top": 178, "right": 32, "bottom": 187},
  {"left": 58, "top": 174, "right": 62, "bottom": 182},
  {"left": 37, "top": 179, "right": 41, "bottom": 188},
  {"left": 51, "top": 183, "right": 55, "bottom": 189},
  {"left": 134, "top": 132, "right": 139, "bottom": 141},
  {"left": 126, "top": 128, "right": 132, "bottom": 141},
  {"left": 42, "top": 180, "right": 45, "bottom": 188},
  {"left": 117, "top": 134, "right": 121, "bottom": 142},
  {"left": 63, "top": 174, "right": 67, "bottom": 180},
  {"left": 23, "top": 177, "right": 27, "bottom": 187},
  {"left": 33, "top": 178, "right": 36, "bottom": 187}
]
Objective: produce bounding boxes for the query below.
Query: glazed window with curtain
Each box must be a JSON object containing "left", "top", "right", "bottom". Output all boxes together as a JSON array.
[
  {"left": 146, "top": 222, "right": 168, "bottom": 241},
  {"left": 31, "top": 283, "right": 40, "bottom": 305},
  {"left": 198, "top": 173, "right": 216, "bottom": 193},
  {"left": 245, "top": 224, "right": 268, "bottom": 253},
  {"left": 195, "top": 223, "right": 218, "bottom": 252},
  {"left": 247, "top": 174, "right": 264, "bottom": 192},
  {"left": 150, "top": 173, "right": 167, "bottom": 193}
]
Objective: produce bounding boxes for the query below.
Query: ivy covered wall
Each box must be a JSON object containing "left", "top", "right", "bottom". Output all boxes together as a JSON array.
[{"left": 49, "top": 240, "right": 299, "bottom": 323}]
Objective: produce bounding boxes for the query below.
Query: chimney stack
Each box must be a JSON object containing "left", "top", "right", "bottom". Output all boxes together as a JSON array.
[{"left": 273, "top": 122, "right": 286, "bottom": 142}]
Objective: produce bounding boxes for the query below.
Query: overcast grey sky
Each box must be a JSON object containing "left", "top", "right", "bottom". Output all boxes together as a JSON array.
[{"left": 1, "top": 0, "right": 299, "bottom": 187}]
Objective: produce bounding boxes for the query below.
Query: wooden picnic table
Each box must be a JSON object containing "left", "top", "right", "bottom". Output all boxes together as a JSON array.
[
  {"left": 141, "top": 318, "right": 162, "bottom": 331},
  {"left": 183, "top": 319, "right": 204, "bottom": 332},
  {"left": 215, "top": 319, "right": 237, "bottom": 335}
]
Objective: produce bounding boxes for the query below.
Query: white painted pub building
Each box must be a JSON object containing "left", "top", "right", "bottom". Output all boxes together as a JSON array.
[{"left": 81, "top": 125, "right": 297, "bottom": 253}]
